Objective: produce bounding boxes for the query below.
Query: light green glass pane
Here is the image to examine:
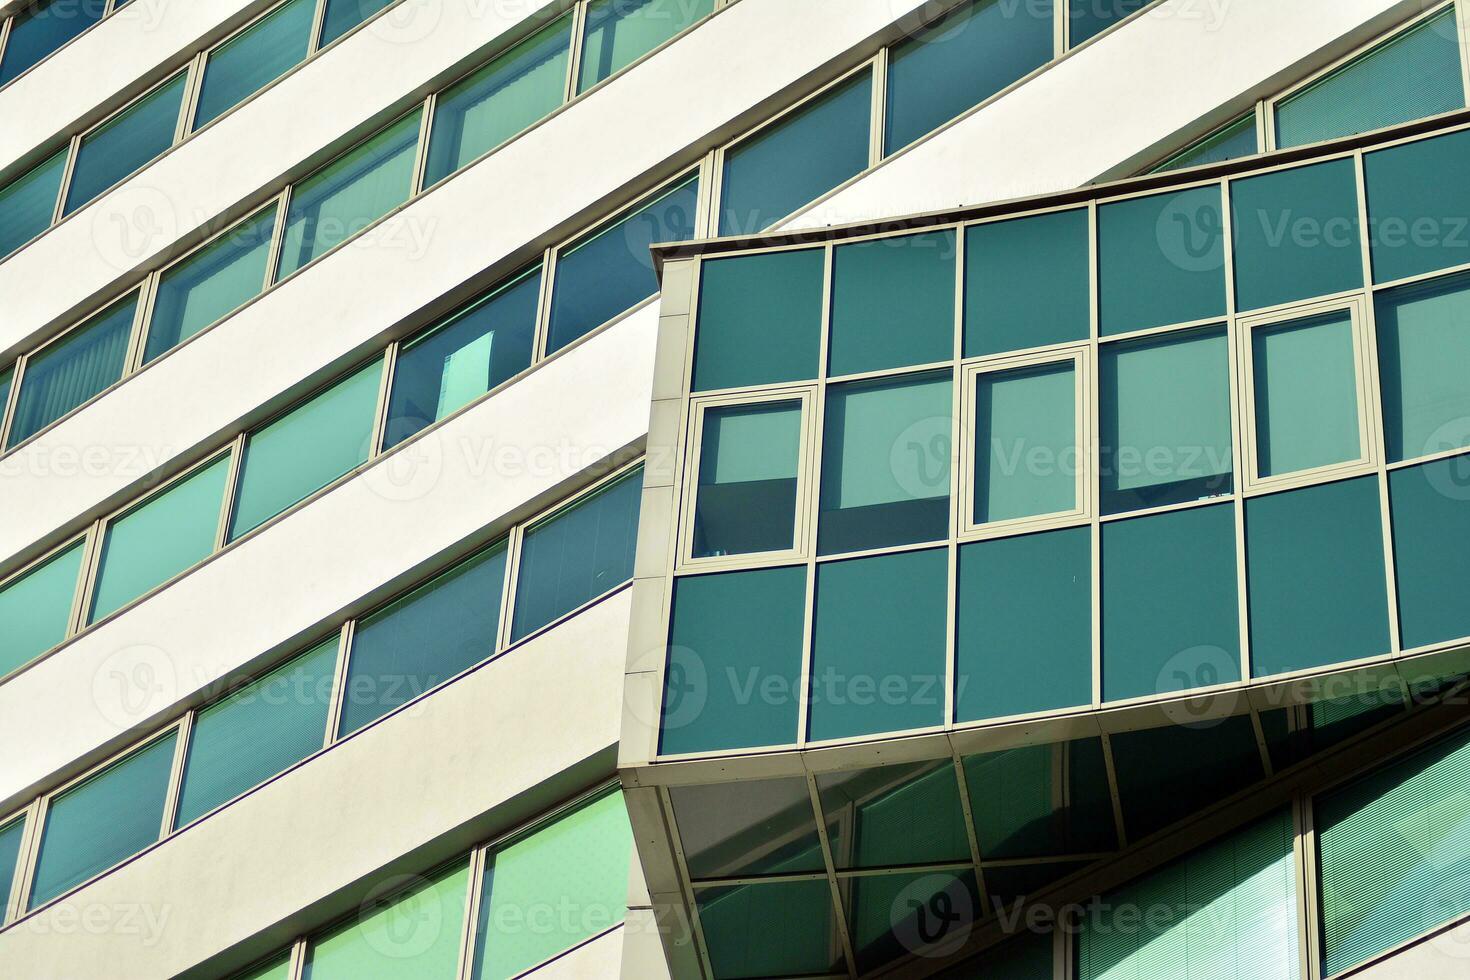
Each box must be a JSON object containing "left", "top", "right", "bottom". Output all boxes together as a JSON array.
[
  {"left": 8, "top": 294, "right": 135, "bottom": 448},
  {"left": 229, "top": 361, "right": 381, "bottom": 539},
  {"left": 1375, "top": 272, "right": 1470, "bottom": 462},
  {"left": 849, "top": 870, "right": 980, "bottom": 974},
  {"left": 964, "top": 737, "right": 1116, "bottom": 858},
  {"left": 696, "top": 879, "right": 843, "bottom": 979},
  {"left": 318, "top": 0, "right": 394, "bottom": 47},
  {"left": 669, "top": 777, "right": 825, "bottom": 879},
  {"left": 64, "top": 73, "right": 187, "bottom": 216},
  {"left": 818, "top": 761, "right": 970, "bottom": 869},
  {"left": 1365, "top": 128, "right": 1470, "bottom": 283},
  {"left": 692, "top": 248, "right": 823, "bottom": 391},
  {"left": 0, "top": 817, "right": 24, "bottom": 911},
  {"left": 578, "top": 0, "right": 713, "bottom": 92},
  {"left": 1252, "top": 311, "right": 1361, "bottom": 477},
  {"left": 472, "top": 792, "right": 632, "bottom": 980},
  {"left": 694, "top": 402, "right": 801, "bottom": 558},
  {"left": 0, "top": 148, "right": 65, "bottom": 257},
  {"left": 1154, "top": 113, "right": 1258, "bottom": 173},
  {"left": 236, "top": 954, "right": 292, "bottom": 980},
  {"left": 975, "top": 362, "right": 1075, "bottom": 523},
  {"left": 1389, "top": 455, "right": 1470, "bottom": 649},
  {"left": 829, "top": 229, "right": 954, "bottom": 375},
  {"left": 89, "top": 456, "right": 230, "bottom": 623},
  {"left": 965, "top": 207, "right": 1090, "bottom": 356},
  {"left": 1109, "top": 716, "right": 1264, "bottom": 840},
  {"left": 1099, "top": 186, "right": 1225, "bottom": 335},
  {"left": 305, "top": 862, "right": 469, "bottom": 980},
  {"left": 0, "top": 540, "right": 83, "bottom": 677},
  {"left": 193, "top": 0, "right": 314, "bottom": 128}
]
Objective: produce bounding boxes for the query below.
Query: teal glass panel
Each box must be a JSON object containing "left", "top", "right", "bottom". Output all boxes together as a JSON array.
[
  {"left": 383, "top": 266, "right": 540, "bottom": 450},
  {"left": 545, "top": 175, "right": 698, "bottom": 355},
  {"left": 932, "top": 932, "right": 1053, "bottom": 980},
  {"left": 1375, "top": 272, "right": 1470, "bottom": 462},
  {"left": 29, "top": 733, "right": 175, "bottom": 908},
  {"left": 956, "top": 527, "right": 1091, "bottom": 721},
  {"left": 423, "top": 17, "right": 572, "bottom": 186},
  {"left": 471, "top": 792, "right": 632, "bottom": 980},
  {"left": 849, "top": 870, "right": 980, "bottom": 974},
  {"left": 1069, "top": 0, "right": 1149, "bottom": 45},
  {"left": 88, "top": 455, "right": 230, "bottom": 623},
  {"left": 1262, "top": 689, "right": 1406, "bottom": 772},
  {"left": 696, "top": 879, "right": 844, "bottom": 979},
  {"left": 691, "top": 248, "right": 823, "bottom": 391},
  {"left": 1246, "top": 478, "right": 1389, "bottom": 677},
  {"left": 1275, "top": 9, "right": 1464, "bottom": 149},
  {"left": 965, "top": 208, "right": 1089, "bottom": 356},
  {"left": 318, "top": 0, "right": 394, "bottom": 47},
  {"left": 304, "top": 861, "right": 469, "bottom": 979},
  {"left": 0, "top": 366, "right": 8, "bottom": 418},
  {"left": 693, "top": 402, "right": 801, "bottom": 558},
  {"left": 669, "top": 777, "right": 825, "bottom": 879},
  {"left": 1102, "top": 503, "right": 1240, "bottom": 702},
  {"left": 661, "top": 565, "right": 806, "bottom": 755},
  {"left": 193, "top": 0, "right": 314, "bottom": 128},
  {"left": 817, "top": 372, "right": 952, "bottom": 554},
  {"left": 1154, "top": 113, "right": 1258, "bottom": 173},
  {"left": 1251, "top": 311, "right": 1361, "bottom": 477},
  {"left": 1099, "top": 326, "right": 1233, "bottom": 513},
  {"left": 1098, "top": 186, "right": 1225, "bottom": 334},
  {"left": 229, "top": 361, "right": 381, "bottom": 539},
  {"left": 0, "top": 147, "right": 65, "bottom": 257},
  {"left": 809, "top": 548, "right": 947, "bottom": 741},
  {"left": 175, "top": 639, "right": 336, "bottom": 827},
  {"left": 0, "top": 817, "right": 23, "bottom": 919},
  {"left": 1364, "top": 129, "right": 1470, "bottom": 283},
  {"left": 8, "top": 294, "right": 135, "bottom": 447},
  {"left": 0, "top": 540, "right": 83, "bottom": 677},
  {"left": 144, "top": 206, "right": 276, "bottom": 363},
  {"left": 338, "top": 543, "right": 506, "bottom": 736},
  {"left": 718, "top": 70, "right": 871, "bottom": 235},
  {"left": 829, "top": 230, "right": 954, "bottom": 376},
  {"left": 1389, "top": 454, "right": 1470, "bottom": 649},
  {"left": 577, "top": 0, "right": 713, "bottom": 92},
  {"left": 511, "top": 467, "right": 642, "bottom": 641},
  {"left": 276, "top": 110, "right": 421, "bottom": 279},
  {"left": 984, "top": 860, "right": 1091, "bottom": 906},
  {"left": 64, "top": 73, "right": 186, "bottom": 216},
  {"left": 964, "top": 737, "right": 1116, "bottom": 858},
  {"left": 1109, "top": 716, "right": 1263, "bottom": 839},
  {"left": 0, "top": 0, "right": 106, "bottom": 86},
  {"left": 974, "top": 362, "right": 1076, "bottom": 523},
  {"left": 818, "top": 761, "right": 970, "bottom": 869}
]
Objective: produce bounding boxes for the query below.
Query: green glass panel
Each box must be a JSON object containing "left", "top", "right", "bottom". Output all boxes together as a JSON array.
[
  {"left": 64, "top": 73, "right": 186, "bottom": 216},
  {"left": 984, "top": 861, "right": 1090, "bottom": 906},
  {"left": 276, "top": 110, "right": 421, "bottom": 279},
  {"left": 830, "top": 230, "right": 954, "bottom": 376},
  {"left": 694, "top": 402, "right": 801, "bottom": 558},
  {"left": 8, "top": 294, "right": 135, "bottom": 448},
  {"left": 1069, "top": 0, "right": 1149, "bottom": 45},
  {"left": 818, "top": 761, "right": 970, "bottom": 868},
  {"left": 193, "top": 0, "right": 314, "bottom": 128},
  {"left": 1251, "top": 311, "right": 1361, "bottom": 477},
  {"left": 1365, "top": 128, "right": 1470, "bottom": 283},
  {"left": 1109, "top": 716, "right": 1263, "bottom": 840},
  {"left": 669, "top": 777, "right": 825, "bottom": 879},
  {"left": 932, "top": 932, "right": 1053, "bottom": 980},
  {"left": 472, "top": 792, "right": 632, "bottom": 979},
  {"left": 965, "top": 208, "right": 1089, "bottom": 356},
  {"left": 1154, "top": 113, "right": 1258, "bottom": 173},
  {"left": 956, "top": 527, "right": 1091, "bottom": 721},
  {"left": 964, "top": 738, "right": 1116, "bottom": 859},
  {"left": 0, "top": 366, "right": 8, "bottom": 418},
  {"left": 1375, "top": 272, "right": 1470, "bottom": 462},
  {"left": 0, "top": 817, "right": 24, "bottom": 910},
  {"left": 236, "top": 954, "right": 292, "bottom": 980},
  {"left": 1230, "top": 159, "right": 1362, "bottom": 312},
  {"left": 577, "top": 0, "right": 713, "bottom": 92},
  {"left": 660, "top": 565, "right": 806, "bottom": 755},
  {"left": 318, "top": 0, "right": 394, "bottom": 47},
  {"left": 175, "top": 639, "right": 336, "bottom": 827},
  {"left": 817, "top": 371, "right": 952, "bottom": 555},
  {"left": 229, "top": 361, "right": 382, "bottom": 539},
  {"left": 0, "top": 0, "right": 106, "bottom": 85},
  {"left": 0, "top": 147, "right": 65, "bottom": 257},
  {"left": 0, "top": 540, "right": 82, "bottom": 677},
  {"left": 849, "top": 870, "right": 980, "bottom": 974},
  {"left": 89, "top": 455, "right": 230, "bottom": 623},
  {"left": 29, "top": 733, "right": 175, "bottom": 908},
  {"left": 1098, "top": 185, "right": 1225, "bottom": 335},
  {"left": 423, "top": 17, "right": 572, "bottom": 186},
  {"left": 691, "top": 248, "right": 823, "bottom": 391},
  {"left": 1265, "top": 688, "right": 1406, "bottom": 772},
  {"left": 974, "top": 362, "right": 1076, "bottom": 523},
  {"left": 696, "top": 879, "right": 844, "bottom": 979},
  {"left": 1246, "top": 478, "right": 1389, "bottom": 677},
  {"left": 1389, "top": 454, "right": 1470, "bottom": 649},
  {"left": 305, "top": 861, "right": 469, "bottom": 979},
  {"left": 809, "top": 548, "right": 947, "bottom": 741},
  {"left": 1102, "top": 503, "right": 1240, "bottom": 702}
]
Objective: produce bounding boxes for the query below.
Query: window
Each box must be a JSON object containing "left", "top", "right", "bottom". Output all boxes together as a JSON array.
[
  {"left": 817, "top": 761, "right": 970, "bottom": 869},
  {"left": 0, "top": 816, "right": 24, "bottom": 915},
  {"left": 692, "top": 248, "right": 824, "bottom": 392},
  {"left": 577, "top": 0, "right": 714, "bottom": 93},
  {"left": 317, "top": 0, "right": 395, "bottom": 48},
  {"left": 304, "top": 861, "right": 470, "bottom": 979},
  {"left": 970, "top": 359, "right": 1079, "bottom": 525},
  {"left": 696, "top": 879, "right": 844, "bottom": 979},
  {"left": 963, "top": 738, "right": 1116, "bottom": 858},
  {"left": 0, "top": 540, "right": 83, "bottom": 677},
  {"left": 237, "top": 955, "right": 292, "bottom": 980},
  {"left": 1098, "top": 186, "right": 1226, "bottom": 334},
  {"left": 1108, "top": 715, "right": 1263, "bottom": 839},
  {"left": 1069, "top": 0, "right": 1150, "bottom": 46},
  {"left": 1375, "top": 273, "right": 1470, "bottom": 463},
  {"left": 1365, "top": 128, "right": 1470, "bottom": 284},
  {"left": 829, "top": 230, "right": 954, "bottom": 376},
  {"left": 670, "top": 777, "right": 826, "bottom": 879},
  {"left": 1389, "top": 453, "right": 1470, "bottom": 649},
  {"left": 691, "top": 399, "right": 806, "bottom": 560},
  {"left": 0, "top": 0, "right": 107, "bottom": 86},
  {"left": 1155, "top": 113, "right": 1258, "bottom": 173},
  {"left": 63, "top": 73, "right": 187, "bottom": 217},
  {"left": 965, "top": 208, "right": 1090, "bottom": 357},
  {"left": 0, "top": 148, "right": 65, "bottom": 258},
  {"left": 193, "top": 0, "right": 314, "bottom": 129}
]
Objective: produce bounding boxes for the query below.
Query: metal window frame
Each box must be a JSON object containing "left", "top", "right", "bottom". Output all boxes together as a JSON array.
[{"left": 0, "top": 531, "right": 91, "bottom": 683}]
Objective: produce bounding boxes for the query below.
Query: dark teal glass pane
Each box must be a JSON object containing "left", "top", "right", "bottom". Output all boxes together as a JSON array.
[
  {"left": 974, "top": 362, "right": 1077, "bottom": 523},
  {"left": 956, "top": 528, "right": 1091, "bottom": 721},
  {"left": 718, "top": 70, "right": 871, "bottom": 235},
  {"left": 692, "top": 249, "right": 823, "bottom": 391},
  {"left": 1365, "top": 129, "right": 1470, "bottom": 284},
  {"left": 0, "top": 147, "right": 65, "bottom": 257},
  {"left": 1098, "top": 186, "right": 1225, "bottom": 335},
  {"left": 829, "top": 230, "right": 955, "bottom": 376},
  {"left": 819, "top": 761, "right": 970, "bottom": 869},
  {"left": 64, "top": 73, "right": 186, "bottom": 216},
  {"left": 932, "top": 932, "right": 1053, "bottom": 980},
  {"left": 318, "top": 0, "right": 393, "bottom": 47},
  {"left": 510, "top": 468, "right": 641, "bottom": 641},
  {"left": 697, "top": 880, "right": 844, "bottom": 979},
  {"left": 29, "top": 732, "right": 175, "bottom": 908},
  {"left": 193, "top": 0, "right": 314, "bottom": 128},
  {"left": 1247, "top": 478, "right": 1389, "bottom": 677},
  {"left": 1109, "top": 715, "right": 1263, "bottom": 839},
  {"left": 545, "top": 175, "right": 698, "bottom": 355},
  {"left": 9, "top": 294, "right": 135, "bottom": 447},
  {"left": 884, "top": 0, "right": 1053, "bottom": 155},
  {"left": 1154, "top": 113, "right": 1258, "bottom": 173},
  {"left": 661, "top": 565, "right": 805, "bottom": 755},
  {"left": 984, "top": 861, "right": 1090, "bottom": 906},
  {"left": 0, "top": 0, "right": 106, "bottom": 85},
  {"left": 0, "top": 540, "right": 83, "bottom": 677},
  {"left": 670, "top": 777, "right": 825, "bottom": 878},
  {"left": 1389, "top": 454, "right": 1470, "bottom": 649},
  {"left": 1102, "top": 503, "right": 1240, "bottom": 702},
  {"left": 965, "top": 208, "right": 1089, "bottom": 356},
  {"left": 338, "top": 543, "right": 506, "bottom": 736},
  {"left": 694, "top": 402, "right": 801, "bottom": 558},
  {"left": 964, "top": 738, "right": 1116, "bottom": 858},
  {"left": 383, "top": 266, "right": 540, "bottom": 450},
  {"left": 577, "top": 0, "right": 713, "bottom": 93},
  {"left": 1375, "top": 273, "right": 1470, "bottom": 463},
  {"left": 809, "top": 548, "right": 947, "bottom": 741},
  {"left": 1251, "top": 311, "right": 1361, "bottom": 477},
  {"left": 848, "top": 870, "right": 980, "bottom": 974},
  {"left": 1069, "top": 0, "right": 1149, "bottom": 45},
  {"left": 0, "top": 817, "right": 24, "bottom": 915}
]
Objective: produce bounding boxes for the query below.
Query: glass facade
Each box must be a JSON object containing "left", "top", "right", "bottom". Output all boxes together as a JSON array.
[
  {"left": 193, "top": 0, "right": 314, "bottom": 129},
  {"left": 63, "top": 73, "right": 187, "bottom": 217},
  {"left": 7, "top": 294, "right": 136, "bottom": 448}
]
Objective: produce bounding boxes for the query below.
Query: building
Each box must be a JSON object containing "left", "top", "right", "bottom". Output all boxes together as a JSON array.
[{"left": 0, "top": 0, "right": 1468, "bottom": 978}]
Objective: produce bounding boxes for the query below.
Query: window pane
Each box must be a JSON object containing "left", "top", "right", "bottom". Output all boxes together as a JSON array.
[
  {"left": 818, "top": 761, "right": 970, "bottom": 868},
  {"left": 0, "top": 817, "right": 24, "bottom": 917},
  {"left": 1101, "top": 503, "right": 1240, "bottom": 702},
  {"left": 1155, "top": 113, "right": 1258, "bottom": 172},
  {"left": 1275, "top": 9, "right": 1464, "bottom": 149},
  {"left": 237, "top": 955, "right": 292, "bottom": 980},
  {"left": 809, "top": 548, "right": 947, "bottom": 740},
  {"left": 694, "top": 402, "right": 801, "bottom": 559},
  {"left": 974, "top": 362, "right": 1076, "bottom": 523},
  {"left": 228, "top": 361, "right": 382, "bottom": 540},
  {"left": 829, "top": 230, "right": 954, "bottom": 376},
  {"left": 696, "top": 879, "right": 844, "bottom": 979},
  {"left": 963, "top": 738, "right": 1116, "bottom": 858},
  {"left": 304, "top": 861, "right": 469, "bottom": 979},
  {"left": 175, "top": 639, "right": 336, "bottom": 827},
  {"left": 64, "top": 74, "right": 187, "bottom": 216},
  {"left": 718, "top": 70, "right": 871, "bottom": 236},
  {"left": 276, "top": 110, "right": 421, "bottom": 279},
  {"left": 0, "top": 540, "right": 83, "bottom": 677},
  {"left": 1098, "top": 186, "right": 1226, "bottom": 335},
  {"left": 1377, "top": 274, "right": 1470, "bottom": 463},
  {"left": 423, "top": 17, "right": 572, "bottom": 186},
  {"left": 318, "top": 0, "right": 394, "bottom": 47},
  {"left": 0, "top": 147, "right": 65, "bottom": 257},
  {"left": 1099, "top": 326, "right": 1232, "bottom": 513},
  {"left": 1389, "top": 454, "right": 1470, "bottom": 649},
  {"left": 193, "top": 0, "right": 314, "bottom": 128},
  {"left": 1069, "top": 0, "right": 1149, "bottom": 46},
  {"left": 692, "top": 249, "right": 823, "bottom": 391},
  {"left": 1246, "top": 478, "right": 1390, "bottom": 677},
  {"left": 1365, "top": 129, "right": 1470, "bottom": 284},
  {"left": 578, "top": 0, "right": 713, "bottom": 92},
  {"left": 29, "top": 733, "right": 175, "bottom": 908},
  {"left": 1109, "top": 715, "right": 1263, "bottom": 839},
  {"left": 0, "top": 0, "right": 106, "bottom": 85},
  {"left": 931, "top": 933, "right": 1053, "bottom": 980},
  {"left": 817, "top": 372, "right": 952, "bottom": 555},
  {"left": 338, "top": 543, "right": 506, "bottom": 737},
  {"left": 383, "top": 266, "right": 540, "bottom": 450},
  {"left": 145, "top": 206, "right": 277, "bottom": 364},
  {"left": 545, "top": 175, "right": 698, "bottom": 355},
  {"left": 1252, "top": 311, "right": 1361, "bottom": 477},
  {"left": 965, "top": 208, "right": 1089, "bottom": 357},
  {"left": 8, "top": 294, "right": 135, "bottom": 448},
  {"left": 89, "top": 455, "right": 230, "bottom": 623},
  {"left": 670, "top": 777, "right": 825, "bottom": 879},
  {"left": 849, "top": 869, "right": 979, "bottom": 973}
]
